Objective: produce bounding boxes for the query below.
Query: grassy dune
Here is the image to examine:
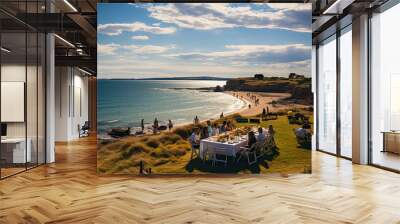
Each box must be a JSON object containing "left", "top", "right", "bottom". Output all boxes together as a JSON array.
[{"left": 97, "top": 113, "right": 312, "bottom": 175}]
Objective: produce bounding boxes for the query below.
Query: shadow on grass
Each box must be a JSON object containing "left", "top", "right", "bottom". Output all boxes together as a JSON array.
[{"left": 185, "top": 153, "right": 277, "bottom": 174}]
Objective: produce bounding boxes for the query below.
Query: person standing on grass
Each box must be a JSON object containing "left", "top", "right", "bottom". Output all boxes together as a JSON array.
[
  {"left": 189, "top": 128, "right": 200, "bottom": 147},
  {"left": 267, "top": 125, "right": 275, "bottom": 136},
  {"left": 168, "top": 119, "right": 173, "bottom": 131},
  {"left": 153, "top": 118, "right": 159, "bottom": 134},
  {"left": 194, "top": 116, "right": 199, "bottom": 125}
]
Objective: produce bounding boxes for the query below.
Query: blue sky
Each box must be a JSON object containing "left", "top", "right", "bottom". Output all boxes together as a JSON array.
[{"left": 98, "top": 3, "right": 311, "bottom": 79}]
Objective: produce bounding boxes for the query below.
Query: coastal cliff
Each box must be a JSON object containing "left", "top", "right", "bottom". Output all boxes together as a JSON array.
[{"left": 225, "top": 77, "right": 313, "bottom": 104}]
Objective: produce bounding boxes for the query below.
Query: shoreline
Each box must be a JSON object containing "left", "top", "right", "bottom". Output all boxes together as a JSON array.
[
  {"left": 161, "top": 91, "right": 249, "bottom": 130},
  {"left": 98, "top": 90, "right": 248, "bottom": 139},
  {"left": 98, "top": 91, "right": 291, "bottom": 139}
]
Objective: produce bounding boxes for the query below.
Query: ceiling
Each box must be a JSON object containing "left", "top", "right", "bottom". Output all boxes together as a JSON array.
[
  {"left": 0, "top": 0, "right": 97, "bottom": 74},
  {"left": 1, "top": 0, "right": 393, "bottom": 75}
]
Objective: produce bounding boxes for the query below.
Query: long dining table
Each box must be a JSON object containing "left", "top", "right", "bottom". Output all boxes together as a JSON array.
[{"left": 199, "top": 136, "right": 248, "bottom": 159}]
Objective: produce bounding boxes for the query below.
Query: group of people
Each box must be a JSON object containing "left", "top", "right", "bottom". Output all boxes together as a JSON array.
[
  {"left": 189, "top": 118, "right": 276, "bottom": 149},
  {"left": 246, "top": 93, "right": 260, "bottom": 106},
  {"left": 233, "top": 93, "right": 244, "bottom": 100},
  {"left": 247, "top": 125, "right": 276, "bottom": 148},
  {"left": 189, "top": 120, "right": 235, "bottom": 146},
  {"left": 140, "top": 118, "right": 174, "bottom": 135},
  {"left": 294, "top": 124, "right": 312, "bottom": 148},
  {"left": 262, "top": 107, "right": 270, "bottom": 119}
]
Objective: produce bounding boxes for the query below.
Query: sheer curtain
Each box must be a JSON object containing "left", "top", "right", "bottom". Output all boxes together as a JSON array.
[{"left": 317, "top": 36, "right": 337, "bottom": 154}]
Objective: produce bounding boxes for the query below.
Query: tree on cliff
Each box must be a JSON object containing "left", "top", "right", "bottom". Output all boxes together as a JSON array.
[
  {"left": 215, "top": 85, "right": 223, "bottom": 92},
  {"left": 254, "top": 74, "right": 264, "bottom": 80}
]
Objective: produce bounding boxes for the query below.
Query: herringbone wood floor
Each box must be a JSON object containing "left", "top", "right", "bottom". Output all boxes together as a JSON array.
[{"left": 1, "top": 136, "right": 400, "bottom": 224}]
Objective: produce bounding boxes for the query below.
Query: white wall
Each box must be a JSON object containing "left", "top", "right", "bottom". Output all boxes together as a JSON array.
[
  {"left": 1, "top": 63, "right": 46, "bottom": 164},
  {"left": 312, "top": 45, "right": 317, "bottom": 150},
  {"left": 1, "top": 65, "right": 26, "bottom": 138},
  {"left": 54, "top": 67, "right": 89, "bottom": 141}
]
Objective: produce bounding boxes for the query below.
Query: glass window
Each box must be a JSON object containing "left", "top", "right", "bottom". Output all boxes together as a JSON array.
[
  {"left": 1, "top": 31, "right": 28, "bottom": 177},
  {"left": 27, "top": 31, "right": 38, "bottom": 169},
  {"left": 0, "top": 1, "right": 46, "bottom": 178},
  {"left": 317, "top": 35, "right": 337, "bottom": 154},
  {"left": 339, "top": 27, "right": 352, "bottom": 158},
  {"left": 38, "top": 32, "right": 46, "bottom": 165},
  {"left": 370, "top": 3, "right": 400, "bottom": 171}
]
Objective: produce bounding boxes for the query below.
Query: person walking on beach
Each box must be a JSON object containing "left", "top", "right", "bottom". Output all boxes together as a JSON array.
[
  {"left": 153, "top": 118, "right": 159, "bottom": 134},
  {"left": 141, "top": 119, "right": 144, "bottom": 132},
  {"left": 168, "top": 119, "right": 173, "bottom": 131},
  {"left": 194, "top": 116, "right": 200, "bottom": 125}
]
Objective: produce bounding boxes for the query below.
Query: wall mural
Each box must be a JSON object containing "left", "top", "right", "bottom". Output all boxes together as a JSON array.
[{"left": 97, "top": 3, "right": 313, "bottom": 175}]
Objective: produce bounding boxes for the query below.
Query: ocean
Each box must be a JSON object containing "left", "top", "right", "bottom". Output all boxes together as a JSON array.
[{"left": 97, "top": 80, "right": 247, "bottom": 135}]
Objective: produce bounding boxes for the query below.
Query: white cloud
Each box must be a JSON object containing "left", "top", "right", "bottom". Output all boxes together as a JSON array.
[
  {"left": 98, "top": 22, "right": 176, "bottom": 36},
  {"left": 267, "top": 3, "right": 310, "bottom": 10},
  {"left": 98, "top": 43, "right": 174, "bottom": 55},
  {"left": 97, "top": 43, "right": 120, "bottom": 55},
  {"left": 166, "top": 44, "right": 310, "bottom": 64},
  {"left": 98, "top": 57, "right": 310, "bottom": 79},
  {"left": 132, "top": 35, "right": 150, "bottom": 40},
  {"left": 125, "top": 45, "right": 173, "bottom": 54},
  {"left": 146, "top": 3, "right": 311, "bottom": 32}
]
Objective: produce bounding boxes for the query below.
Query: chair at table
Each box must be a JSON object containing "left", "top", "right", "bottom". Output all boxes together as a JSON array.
[
  {"left": 190, "top": 142, "right": 200, "bottom": 160},
  {"left": 202, "top": 147, "right": 213, "bottom": 163},
  {"left": 237, "top": 143, "right": 261, "bottom": 165},
  {"left": 210, "top": 147, "right": 228, "bottom": 167}
]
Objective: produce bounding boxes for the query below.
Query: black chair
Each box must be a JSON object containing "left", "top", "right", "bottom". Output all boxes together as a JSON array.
[
  {"left": 237, "top": 144, "right": 259, "bottom": 165},
  {"left": 79, "top": 121, "right": 90, "bottom": 138}
]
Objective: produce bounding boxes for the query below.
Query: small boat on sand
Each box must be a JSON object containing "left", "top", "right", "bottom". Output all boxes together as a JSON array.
[{"left": 108, "top": 127, "right": 131, "bottom": 138}]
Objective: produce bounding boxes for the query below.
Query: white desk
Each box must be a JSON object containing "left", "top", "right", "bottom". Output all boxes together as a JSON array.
[{"left": 1, "top": 138, "right": 31, "bottom": 163}]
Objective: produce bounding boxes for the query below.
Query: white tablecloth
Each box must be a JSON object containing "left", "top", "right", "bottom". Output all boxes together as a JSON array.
[{"left": 199, "top": 138, "right": 248, "bottom": 159}]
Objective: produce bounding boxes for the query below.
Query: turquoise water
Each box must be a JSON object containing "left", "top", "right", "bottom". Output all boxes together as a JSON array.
[{"left": 97, "top": 80, "right": 247, "bottom": 135}]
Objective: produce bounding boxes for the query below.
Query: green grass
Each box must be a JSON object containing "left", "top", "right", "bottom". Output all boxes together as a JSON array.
[
  {"left": 97, "top": 115, "right": 312, "bottom": 175},
  {"left": 241, "top": 116, "right": 312, "bottom": 174}
]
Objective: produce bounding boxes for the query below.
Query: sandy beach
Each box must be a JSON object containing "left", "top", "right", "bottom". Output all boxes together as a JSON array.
[
  {"left": 101, "top": 89, "right": 310, "bottom": 139},
  {"left": 226, "top": 91, "right": 292, "bottom": 117}
]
